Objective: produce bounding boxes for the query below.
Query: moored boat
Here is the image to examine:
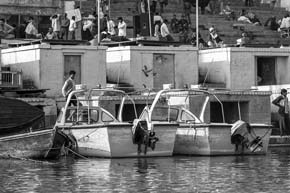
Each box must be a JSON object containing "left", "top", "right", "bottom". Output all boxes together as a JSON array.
[
  {"left": 136, "top": 89, "right": 272, "bottom": 156},
  {"left": 55, "top": 87, "right": 177, "bottom": 158},
  {"left": 0, "top": 96, "right": 67, "bottom": 159}
]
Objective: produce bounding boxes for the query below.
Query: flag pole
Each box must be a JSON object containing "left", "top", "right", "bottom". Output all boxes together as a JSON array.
[
  {"left": 147, "top": 0, "right": 152, "bottom": 37},
  {"left": 97, "top": 0, "right": 100, "bottom": 45},
  {"left": 196, "top": 0, "right": 199, "bottom": 50}
]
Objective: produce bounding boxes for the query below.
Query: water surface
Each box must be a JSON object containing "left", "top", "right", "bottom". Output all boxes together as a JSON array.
[{"left": 1, "top": 148, "right": 290, "bottom": 193}]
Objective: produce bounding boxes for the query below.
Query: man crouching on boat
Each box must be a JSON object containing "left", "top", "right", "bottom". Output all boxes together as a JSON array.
[{"left": 62, "top": 70, "right": 77, "bottom": 106}]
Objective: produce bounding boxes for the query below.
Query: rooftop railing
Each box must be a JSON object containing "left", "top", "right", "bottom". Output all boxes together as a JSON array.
[{"left": 0, "top": 71, "right": 22, "bottom": 89}]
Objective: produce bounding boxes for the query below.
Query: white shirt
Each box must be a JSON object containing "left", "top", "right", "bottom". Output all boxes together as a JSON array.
[
  {"left": 83, "top": 20, "right": 93, "bottom": 31},
  {"left": 69, "top": 20, "right": 77, "bottom": 32},
  {"left": 280, "top": 17, "right": 290, "bottom": 28},
  {"left": 50, "top": 15, "right": 61, "bottom": 32},
  {"left": 25, "top": 22, "right": 38, "bottom": 35},
  {"left": 118, "top": 21, "right": 127, "bottom": 37},
  {"left": 154, "top": 15, "right": 163, "bottom": 23},
  {"left": 160, "top": 23, "right": 170, "bottom": 37},
  {"left": 107, "top": 20, "right": 116, "bottom": 35}
]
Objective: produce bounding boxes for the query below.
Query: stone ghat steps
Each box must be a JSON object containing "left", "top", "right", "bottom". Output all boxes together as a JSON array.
[{"left": 79, "top": 0, "right": 289, "bottom": 47}]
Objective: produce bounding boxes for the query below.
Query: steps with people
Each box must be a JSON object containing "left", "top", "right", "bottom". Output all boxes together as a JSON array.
[{"left": 79, "top": 0, "right": 290, "bottom": 47}]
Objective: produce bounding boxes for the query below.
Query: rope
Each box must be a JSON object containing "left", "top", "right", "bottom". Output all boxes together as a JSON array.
[
  {"left": 77, "top": 128, "right": 101, "bottom": 142},
  {"left": 65, "top": 147, "right": 88, "bottom": 159}
]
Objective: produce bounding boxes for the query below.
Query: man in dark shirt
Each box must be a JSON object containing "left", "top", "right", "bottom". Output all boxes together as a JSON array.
[
  {"left": 60, "top": 13, "right": 70, "bottom": 40},
  {"left": 272, "top": 89, "right": 290, "bottom": 136}
]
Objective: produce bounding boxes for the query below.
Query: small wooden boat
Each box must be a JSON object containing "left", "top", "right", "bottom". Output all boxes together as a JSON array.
[
  {"left": 55, "top": 88, "right": 177, "bottom": 158},
  {"left": 0, "top": 96, "right": 67, "bottom": 159},
  {"left": 137, "top": 89, "right": 272, "bottom": 156}
]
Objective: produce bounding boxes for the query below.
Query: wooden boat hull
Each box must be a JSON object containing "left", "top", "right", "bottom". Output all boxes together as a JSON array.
[
  {"left": 0, "top": 129, "right": 57, "bottom": 159},
  {"left": 173, "top": 124, "right": 272, "bottom": 156},
  {"left": 61, "top": 123, "right": 177, "bottom": 158}
]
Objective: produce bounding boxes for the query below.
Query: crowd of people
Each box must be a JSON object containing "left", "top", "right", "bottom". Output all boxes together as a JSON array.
[{"left": 0, "top": 0, "right": 286, "bottom": 48}]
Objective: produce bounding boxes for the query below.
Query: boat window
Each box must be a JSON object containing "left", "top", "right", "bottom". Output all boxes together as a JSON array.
[
  {"left": 181, "top": 111, "right": 196, "bottom": 122},
  {"left": 102, "top": 111, "right": 115, "bottom": 122},
  {"left": 151, "top": 107, "right": 178, "bottom": 121},
  {"left": 139, "top": 108, "right": 149, "bottom": 120},
  {"left": 180, "top": 110, "right": 201, "bottom": 123},
  {"left": 65, "top": 108, "right": 99, "bottom": 123}
]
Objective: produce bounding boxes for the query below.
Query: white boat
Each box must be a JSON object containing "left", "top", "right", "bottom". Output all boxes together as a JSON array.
[
  {"left": 55, "top": 87, "right": 177, "bottom": 158},
  {"left": 136, "top": 89, "right": 272, "bottom": 156}
]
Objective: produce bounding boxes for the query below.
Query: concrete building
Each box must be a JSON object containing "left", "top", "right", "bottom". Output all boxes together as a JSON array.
[
  {"left": 107, "top": 46, "right": 198, "bottom": 90},
  {"left": 199, "top": 47, "right": 290, "bottom": 90},
  {"left": 1, "top": 44, "right": 107, "bottom": 97}
]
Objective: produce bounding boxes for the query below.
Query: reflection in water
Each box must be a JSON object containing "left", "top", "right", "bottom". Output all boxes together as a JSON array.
[{"left": 0, "top": 148, "right": 290, "bottom": 192}]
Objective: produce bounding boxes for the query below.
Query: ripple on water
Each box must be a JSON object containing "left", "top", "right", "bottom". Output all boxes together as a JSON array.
[{"left": 0, "top": 148, "right": 290, "bottom": 192}]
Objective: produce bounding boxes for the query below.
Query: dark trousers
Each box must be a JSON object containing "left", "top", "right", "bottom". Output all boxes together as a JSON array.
[
  {"left": 66, "top": 94, "right": 77, "bottom": 106},
  {"left": 68, "top": 31, "right": 75, "bottom": 40},
  {"left": 165, "top": 34, "right": 174, "bottom": 42},
  {"left": 279, "top": 113, "right": 290, "bottom": 136},
  {"left": 60, "top": 27, "right": 69, "bottom": 40}
]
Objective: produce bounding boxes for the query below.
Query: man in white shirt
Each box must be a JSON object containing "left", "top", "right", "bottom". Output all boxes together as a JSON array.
[
  {"left": 25, "top": 17, "right": 38, "bottom": 38},
  {"left": 104, "top": 14, "right": 116, "bottom": 36},
  {"left": 50, "top": 14, "right": 61, "bottom": 38},
  {"left": 68, "top": 16, "right": 77, "bottom": 40},
  {"left": 160, "top": 19, "right": 174, "bottom": 41},
  {"left": 117, "top": 17, "right": 127, "bottom": 37}
]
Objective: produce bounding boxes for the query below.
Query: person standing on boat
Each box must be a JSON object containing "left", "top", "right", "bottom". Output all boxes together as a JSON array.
[
  {"left": 62, "top": 70, "right": 77, "bottom": 106},
  {"left": 272, "top": 88, "right": 290, "bottom": 136}
]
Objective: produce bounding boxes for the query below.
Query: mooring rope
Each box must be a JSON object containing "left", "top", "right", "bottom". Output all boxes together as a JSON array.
[{"left": 65, "top": 147, "right": 88, "bottom": 160}]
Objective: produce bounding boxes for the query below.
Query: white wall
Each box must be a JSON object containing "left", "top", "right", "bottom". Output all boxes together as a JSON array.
[
  {"left": 199, "top": 47, "right": 290, "bottom": 90},
  {"left": 107, "top": 46, "right": 198, "bottom": 90},
  {"left": 1, "top": 44, "right": 107, "bottom": 97}
]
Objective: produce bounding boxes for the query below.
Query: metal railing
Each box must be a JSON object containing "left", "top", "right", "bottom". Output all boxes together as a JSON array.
[{"left": 0, "top": 71, "right": 22, "bottom": 88}]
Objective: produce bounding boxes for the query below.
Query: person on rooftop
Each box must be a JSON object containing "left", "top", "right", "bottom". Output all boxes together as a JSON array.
[
  {"left": 237, "top": 9, "right": 252, "bottom": 24},
  {"left": 248, "top": 12, "right": 262, "bottom": 26},
  {"left": 25, "top": 16, "right": 38, "bottom": 39},
  {"left": 221, "top": 2, "right": 236, "bottom": 21},
  {"left": 68, "top": 16, "right": 77, "bottom": 40},
  {"left": 207, "top": 26, "right": 223, "bottom": 48},
  {"left": 44, "top": 27, "right": 58, "bottom": 40},
  {"left": 236, "top": 32, "right": 249, "bottom": 47},
  {"left": 118, "top": 17, "right": 127, "bottom": 38},
  {"left": 50, "top": 14, "right": 61, "bottom": 39},
  {"left": 60, "top": 13, "right": 70, "bottom": 40},
  {"left": 178, "top": 14, "right": 189, "bottom": 33},
  {"left": 279, "top": 14, "right": 290, "bottom": 30},
  {"left": 264, "top": 16, "right": 280, "bottom": 31},
  {"left": 82, "top": 14, "right": 95, "bottom": 41},
  {"left": 160, "top": 19, "right": 174, "bottom": 41},
  {"left": 104, "top": 14, "right": 116, "bottom": 36},
  {"left": 0, "top": 18, "right": 15, "bottom": 39},
  {"left": 170, "top": 14, "right": 179, "bottom": 33}
]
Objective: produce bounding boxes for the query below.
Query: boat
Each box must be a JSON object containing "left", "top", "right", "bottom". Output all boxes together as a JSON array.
[
  {"left": 136, "top": 89, "right": 272, "bottom": 156},
  {"left": 0, "top": 96, "right": 67, "bottom": 159},
  {"left": 55, "top": 87, "right": 177, "bottom": 158}
]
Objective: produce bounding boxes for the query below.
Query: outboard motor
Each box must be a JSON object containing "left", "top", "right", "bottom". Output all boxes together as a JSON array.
[
  {"left": 132, "top": 119, "right": 159, "bottom": 155},
  {"left": 231, "top": 120, "right": 263, "bottom": 153}
]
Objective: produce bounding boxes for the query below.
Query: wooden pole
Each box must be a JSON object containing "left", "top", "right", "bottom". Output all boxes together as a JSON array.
[
  {"left": 97, "top": 0, "right": 100, "bottom": 45},
  {"left": 196, "top": 0, "right": 199, "bottom": 50},
  {"left": 147, "top": 0, "right": 152, "bottom": 37}
]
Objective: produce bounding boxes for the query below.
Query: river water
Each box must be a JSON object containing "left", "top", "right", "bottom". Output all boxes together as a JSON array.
[{"left": 1, "top": 147, "right": 290, "bottom": 193}]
